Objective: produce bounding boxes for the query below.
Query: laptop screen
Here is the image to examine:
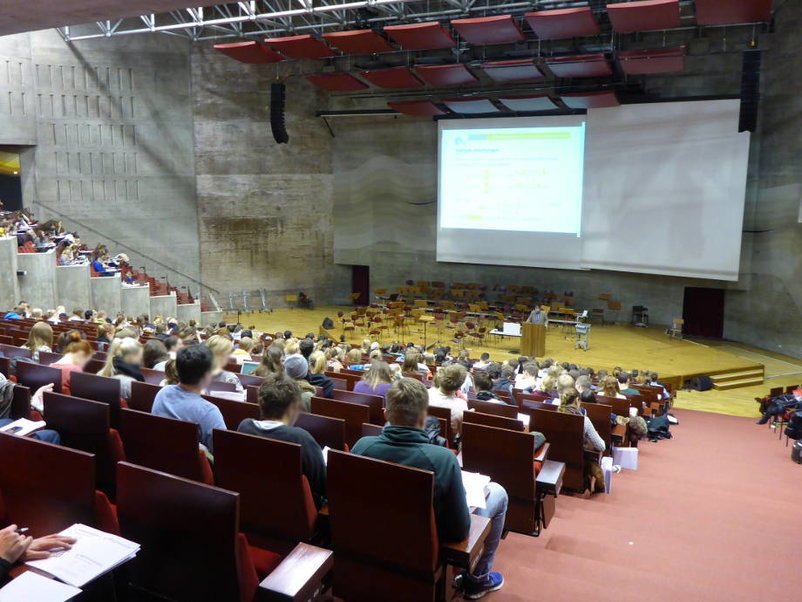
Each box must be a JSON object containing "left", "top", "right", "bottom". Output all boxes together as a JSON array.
[{"left": 241, "top": 360, "right": 260, "bottom": 375}]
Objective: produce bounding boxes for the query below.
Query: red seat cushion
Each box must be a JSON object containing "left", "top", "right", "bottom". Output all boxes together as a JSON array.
[
  {"left": 235, "top": 533, "right": 283, "bottom": 602},
  {"left": 94, "top": 490, "right": 120, "bottom": 535}
]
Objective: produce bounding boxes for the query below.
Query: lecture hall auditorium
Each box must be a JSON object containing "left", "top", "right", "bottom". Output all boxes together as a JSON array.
[{"left": 0, "top": 0, "right": 800, "bottom": 600}]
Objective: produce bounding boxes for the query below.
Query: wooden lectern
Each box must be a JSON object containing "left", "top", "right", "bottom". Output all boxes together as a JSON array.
[{"left": 521, "top": 323, "right": 546, "bottom": 357}]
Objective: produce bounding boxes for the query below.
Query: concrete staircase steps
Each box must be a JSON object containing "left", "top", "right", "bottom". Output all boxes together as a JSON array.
[{"left": 710, "top": 367, "right": 764, "bottom": 391}]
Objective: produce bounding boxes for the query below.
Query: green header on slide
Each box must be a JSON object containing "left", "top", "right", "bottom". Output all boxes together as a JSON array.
[{"left": 480, "top": 131, "right": 572, "bottom": 141}]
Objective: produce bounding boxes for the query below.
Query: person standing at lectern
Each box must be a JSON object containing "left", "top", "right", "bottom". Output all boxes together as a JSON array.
[{"left": 526, "top": 306, "right": 547, "bottom": 325}]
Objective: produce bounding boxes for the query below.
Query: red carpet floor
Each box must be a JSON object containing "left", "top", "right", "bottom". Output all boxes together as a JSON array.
[{"left": 490, "top": 409, "right": 802, "bottom": 601}]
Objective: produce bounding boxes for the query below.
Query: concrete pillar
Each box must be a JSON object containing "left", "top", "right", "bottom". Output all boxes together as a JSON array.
[
  {"left": 17, "top": 250, "right": 56, "bottom": 310},
  {"left": 176, "top": 301, "right": 201, "bottom": 324},
  {"left": 0, "top": 238, "right": 19, "bottom": 310},
  {"left": 201, "top": 310, "right": 224, "bottom": 326},
  {"left": 121, "top": 284, "right": 151, "bottom": 318},
  {"left": 149, "top": 293, "right": 178, "bottom": 320},
  {"left": 91, "top": 274, "right": 122, "bottom": 316},
  {"left": 56, "top": 264, "right": 91, "bottom": 314}
]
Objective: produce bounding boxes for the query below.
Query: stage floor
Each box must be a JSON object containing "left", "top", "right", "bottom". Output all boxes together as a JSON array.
[{"left": 228, "top": 306, "right": 802, "bottom": 419}]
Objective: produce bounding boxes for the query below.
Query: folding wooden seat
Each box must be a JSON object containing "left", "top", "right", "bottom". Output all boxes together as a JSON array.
[
  {"left": 139, "top": 367, "right": 164, "bottom": 385},
  {"left": 203, "top": 393, "right": 260, "bottom": 429},
  {"left": 331, "top": 389, "right": 384, "bottom": 425},
  {"left": 213, "top": 430, "right": 320, "bottom": 552},
  {"left": 246, "top": 384, "right": 260, "bottom": 405},
  {"left": 119, "top": 408, "right": 214, "bottom": 484},
  {"left": 83, "top": 358, "right": 105, "bottom": 374},
  {"left": 129, "top": 380, "right": 160, "bottom": 412},
  {"left": 209, "top": 380, "right": 239, "bottom": 393},
  {"left": 463, "top": 410, "right": 525, "bottom": 432},
  {"left": 426, "top": 405, "right": 455, "bottom": 447},
  {"left": 237, "top": 373, "right": 264, "bottom": 389},
  {"left": 361, "top": 422, "right": 383, "bottom": 437},
  {"left": 43, "top": 392, "right": 126, "bottom": 499},
  {"left": 327, "top": 450, "right": 491, "bottom": 602},
  {"left": 295, "top": 412, "right": 346, "bottom": 451},
  {"left": 468, "top": 398, "right": 519, "bottom": 419},
  {"left": 310, "top": 397, "right": 369, "bottom": 449},
  {"left": 461, "top": 422, "right": 563, "bottom": 536},
  {"left": 581, "top": 402, "right": 612, "bottom": 455},
  {"left": 10, "top": 384, "right": 31, "bottom": 419},
  {"left": 525, "top": 408, "right": 586, "bottom": 491},
  {"left": 15, "top": 361, "right": 62, "bottom": 394},
  {"left": 37, "top": 350, "right": 62, "bottom": 364},
  {"left": 522, "top": 399, "right": 558, "bottom": 412},
  {"left": 0, "top": 343, "right": 31, "bottom": 359},
  {"left": 326, "top": 376, "right": 348, "bottom": 391},
  {"left": 116, "top": 462, "right": 332, "bottom": 602},
  {"left": 0, "top": 433, "right": 118, "bottom": 535},
  {"left": 69, "top": 371, "right": 122, "bottom": 427},
  {"left": 325, "top": 370, "right": 359, "bottom": 390}
]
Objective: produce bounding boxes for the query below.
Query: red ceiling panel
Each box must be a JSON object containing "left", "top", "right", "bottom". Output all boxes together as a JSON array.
[
  {"left": 415, "top": 64, "right": 478, "bottom": 87},
  {"left": 450, "top": 15, "right": 525, "bottom": 45},
  {"left": 323, "top": 29, "right": 394, "bottom": 55},
  {"left": 213, "top": 41, "right": 283, "bottom": 64},
  {"left": 562, "top": 91, "right": 620, "bottom": 109},
  {"left": 388, "top": 100, "right": 447, "bottom": 116},
  {"left": 443, "top": 98, "right": 500, "bottom": 114},
  {"left": 361, "top": 67, "right": 423, "bottom": 89},
  {"left": 264, "top": 35, "right": 335, "bottom": 59},
  {"left": 618, "top": 47, "right": 685, "bottom": 75},
  {"left": 498, "top": 95, "right": 558, "bottom": 112},
  {"left": 607, "top": 0, "right": 680, "bottom": 33},
  {"left": 695, "top": 0, "right": 772, "bottom": 26},
  {"left": 525, "top": 7, "right": 601, "bottom": 39},
  {"left": 546, "top": 53, "right": 612, "bottom": 78},
  {"left": 384, "top": 22, "right": 457, "bottom": 50},
  {"left": 306, "top": 72, "right": 369, "bottom": 92},
  {"left": 482, "top": 59, "right": 544, "bottom": 83}
]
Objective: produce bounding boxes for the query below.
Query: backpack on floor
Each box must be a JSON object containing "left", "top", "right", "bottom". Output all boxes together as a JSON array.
[
  {"left": 792, "top": 440, "right": 802, "bottom": 464},
  {"left": 784, "top": 410, "right": 802, "bottom": 441},
  {"left": 646, "top": 414, "right": 672, "bottom": 441}
]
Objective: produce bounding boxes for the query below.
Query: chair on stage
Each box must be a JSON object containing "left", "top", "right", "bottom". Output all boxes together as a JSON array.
[
  {"left": 213, "top": 429, "right": 320, "bottom": 553},
  {"left": 327, "top": 450, "right": 491, "bottom": 602},
  {"left": 116, "top": 462, "right": 332, "bottom": 602},
  {"left": 119, "top": 408, "right": 214, "bottom": 485}
]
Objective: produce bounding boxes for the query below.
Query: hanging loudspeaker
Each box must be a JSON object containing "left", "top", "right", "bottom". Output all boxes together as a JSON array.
[
  {"left": 738, "top": 48, "right": 761, "bottom": 133},
  {"left": 270, "top": 82, "right": 289, "bottom": 144}
]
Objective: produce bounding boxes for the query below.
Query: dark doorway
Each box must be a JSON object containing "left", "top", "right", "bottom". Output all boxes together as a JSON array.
[
  {"left": 682, "top": 287, "right": 725, "bottom": 338},
  {"left": 0, "top": 147, "right": 22, "bottom": 211},
  {"left": 351, "top": 265, "right": 370, "bottom": 306}
]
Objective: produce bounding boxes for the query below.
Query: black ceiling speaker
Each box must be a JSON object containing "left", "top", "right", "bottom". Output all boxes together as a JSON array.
[
  {"left": 270, "top": 82, "right": 289, "bottom": 144},
  {"left": 738, "top": 48, "right": 761, "bottom": 133}
]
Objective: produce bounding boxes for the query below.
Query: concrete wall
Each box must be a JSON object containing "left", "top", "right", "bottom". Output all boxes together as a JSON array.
[
  {"left": 90, "top": 274, "right": 121, "bottom": 315},
  {"left": 201, "top": 310, "right": 223, "bottom": 327},
  {"left": 175, "top": 301, "right": 201, "bottom": 324},
  {"left": 17, "top": 250, "right": 56, "bottom": 308},
  {"left": 0, "top": 238, "right": 19, "bottom": 309},
  {"left": 121, "top": 284, "right": 150, "bottom": 318},
  {"left": 55, "top": 264, "right": 90, "bottom": 312},
  {"left": 0, "top": 30, "right": 201, "bottom": 293},
  {"left": 149, "top": 293, "right": 177, "bottom": 320},
  {"left": 191, "top": 45, "right": 349, "bottom": 305}
]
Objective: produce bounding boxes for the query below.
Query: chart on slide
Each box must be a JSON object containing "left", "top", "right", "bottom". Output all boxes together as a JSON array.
[{"left": 439, "top": 125, "right": 585, "bottom": 234}]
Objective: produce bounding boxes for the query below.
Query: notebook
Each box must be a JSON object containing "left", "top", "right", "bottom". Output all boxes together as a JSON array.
[
  {"left": 0, "top": 571, "right": 81, "bottom": 602},
  {"left": 461, "top": 471, "right": 491, "bottom": 510},
  {"left": 0, "top": 418, "right": 47, "bottom": 437}
]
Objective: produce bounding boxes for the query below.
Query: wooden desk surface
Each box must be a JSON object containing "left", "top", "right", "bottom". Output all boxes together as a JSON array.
[{"left": 441, "top": 514, "right": 491, "bottom": 571}]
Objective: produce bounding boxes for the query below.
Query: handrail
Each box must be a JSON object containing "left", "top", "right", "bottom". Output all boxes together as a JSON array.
[{"left": 32, "top": 201, "right": 221, "bottom": 295}]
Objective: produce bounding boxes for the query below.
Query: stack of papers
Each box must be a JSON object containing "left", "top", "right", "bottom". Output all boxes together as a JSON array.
[
  {"left": 0, "top": 418, "right": 46, "bottom": 437},
  {"left": 0, "top": 572, "right": 81, "bottom": 602},
  {"left": 517, "top": 413, "right": 531, "bottom": 429},
  {"left": 26, "top": 524, "right": 140, "bottom": 588},
  {"left": 461, "top": 471, "right": 491, "bottom": 510}
]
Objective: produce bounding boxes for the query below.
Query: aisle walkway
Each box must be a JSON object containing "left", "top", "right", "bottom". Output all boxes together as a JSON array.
[{"left": 491, "top": 409, "right": 801, "bottom": 601}]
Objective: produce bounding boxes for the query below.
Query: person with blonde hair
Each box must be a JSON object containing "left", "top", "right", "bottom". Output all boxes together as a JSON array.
[
  {"left": 428, "top": 363, "right": 470, "bottom": 436},
  {"left": 308, "top": 351, "right": 326, "bottom": 375},
  {"left": 204, "top": 334, "right": 244, "bottom": 392},
  {"left": 325, "top": 347, "right": 344, "bottom": 373},
  {"left": 600, "top": 375, "right": 626, "bottom": 399},
  {"left": 346, "top": 348, "right": 363, "bottom": 369},
  {"left": 354, "top": 360, "right": 394, "bottom": 398},
  {"left": 23, "top": 321, "right": 53, "bottom": 361},
  {"left": 98, "top": 337, "right": 144, "bottom": 400},
  {"left": 231, "top": 337, "right": 255, "bottom": 363},
  {"left": 254, "top": 345, "right": 284, "bottom": 378}
]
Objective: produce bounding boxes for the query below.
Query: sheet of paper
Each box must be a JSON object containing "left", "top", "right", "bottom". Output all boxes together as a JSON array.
[
  {"left": 0, "top": 418, "right": 47, "bottom": 437},
  {"left": 0, "top": 571, "right": 82, "bottom": 602},
  {"left": 517, "top": 413, "right": 530, "bottom": 428},
  {"left": 26, "top": 524, "right": 139, "bottom": 588},
  {"left": 321, "top": 446, "right": 330, "bottom": 466},
  {"left": 461, "top": 471, "right": 491, "bottom": 510}
]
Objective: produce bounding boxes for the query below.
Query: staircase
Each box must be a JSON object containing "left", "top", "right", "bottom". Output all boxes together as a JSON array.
[{"left": 710, "top": 367, "right": 765, "bottom": 390}]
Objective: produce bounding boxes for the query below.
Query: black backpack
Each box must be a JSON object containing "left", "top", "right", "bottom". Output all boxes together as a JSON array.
[
  {"left": 784, "top": 410, "right": 802, "bottom": 440},
  {"left": 646, "top": 414, "right": 672, "bottom": 441}
]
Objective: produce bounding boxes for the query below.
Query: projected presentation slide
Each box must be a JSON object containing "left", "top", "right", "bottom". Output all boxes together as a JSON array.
[{"left": 439, "top": 124, "right": 585, "bottom": 234}]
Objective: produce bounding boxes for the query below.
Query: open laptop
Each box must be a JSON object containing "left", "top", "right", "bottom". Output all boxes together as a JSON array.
[
  {"left": 240, "top": 360, "right": 260, "bottom": 375},
  {"left": 502, "top": 322, "right": 521, "bottom": 336}
]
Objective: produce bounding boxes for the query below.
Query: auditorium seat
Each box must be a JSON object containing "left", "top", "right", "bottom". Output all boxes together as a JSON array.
[
  {"left": 129, "top": 380, "right": 160, "bottom": 412},
  {"left": 463, "top": 410, "right": 525, "bottom": 432},
  {"left": 213, "top": 429, "right": 320, "bottom": 553},
  {"left": 327, "top": 449, "right": 491, "bottom": 601},
  {"left": 295, "top": 412, "right": 346, "bottom": 451},
  {"left": 119, "top": 408, "right": 214, "bottom": 485},
  {"left": 203, "top": 393, "right": 260, "bottom": 429},
  {"left": 69, "top": 371, "right": 122, "bottom": 427},
  {"left": 522, "top": 408, "right": 586, "bottom": 491},
  {"left": 10, "top": 385, "right": 31, "bottom": 419},
  {"left": 331, "top": 389, "right": 384, "bottom": 425},
  {"left": 426, "top": 405, "right": 455, "bottom": 447},
  {"left": 468, "top": 398, "right": 519, "bottom": 419},
  {"left": 581, "top": 401, "right": 613, "bottom": 454},
  {"left": 15, "top": 361, "right": 62, "bottom": 394},
  {"left": 116, "top": 462, "right": 332, "bottom": 602},
  {"left": 310, "top": 396, "right": 370, "bottom": 448}
]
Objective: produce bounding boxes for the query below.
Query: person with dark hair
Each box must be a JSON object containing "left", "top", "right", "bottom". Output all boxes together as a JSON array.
[
  {"left": 473, "top": 352, "right": 491, "bottom": 371},
  {"left": 152, "top": 345, "right": 226, "bottom": 453},
  {"left": 352, "top": 378, "right": 508, "bottom": 600},
  {"left": 283, "top": 330, "right": 292, "bottom": 340},
  {"left": 237, "top": 374, "right": 326, "bottom": 508},
  {"left": 298, "top": 338, "right": 334, "bottom": 397},
  {"left": 492, "top": 364, "right": 516, "bottom": 397},
  {"left": 143, "top": 339, "right": 169, "bottom": 370},
  {"left": 474, "top": 372, "right": 502, "bottom": 403},
  {"left": 618, "top": 372, "right": 639, "bottom": 396},
  {"left": 579, "top": 389, "right": 597, "bottom": 404}
]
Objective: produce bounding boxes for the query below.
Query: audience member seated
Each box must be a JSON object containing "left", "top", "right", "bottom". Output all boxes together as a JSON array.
[
  {"left": 22, "top": 321, "right": 53, "bottom": 361},
  {"left": 325, "top": 347, "right": 344, "bottom": 373},
  {"left": 204, "top": 335, "right": 244, "bottom": 393},
  {"left": 95, "top": 323, "right": 113, "bottom": 350},
  {"left": 99, "top": 337, "right": 144, "bottom": 400},
  {"left": 152, "top": 345, "right": 226, "bottom": 453},
  {"left": 254, "top": 345, "right": 284, "bottom": 378},
  {"left": 601, "top": 375, "right": 625, "bottom": 399},
  {"left": 514, "top": 362, "right": 538, "bottom": 392},
  {"left": 299, "top": 338, "right": 334, "bottom": 397},
  {"left": 353, "top": 361, "right": 394, "bottom": 398},
  {"left": 492, "top": 364, "right": 516, "bottom": 397},
  {"left": 283, "top": 355, "right": 316, "bottom": 410},
  {"left": 0, "top": 377, "right": 60, "bottom": 443},
  {"left": 559, "top": 389, "right": 605, "bottom": 497},
  {"left": 474, "top": 372, "right": 503, "bottom": 403},
  {"left": 231, "top": 337, "right": 254, "bottom": 363},
  {"left": 401, "top": 350, "right": 432, "bottom": 379},
  {"left": 237, "top": 373, "right": 326, "bottom": 508},
  {"left": 756, "top": 387, "right": 802, "bottom": 425},
  {"left": 0, "top": 524, "right": 76, "bottom": 586},
  {"left": 618, "top": 372, "right": 639, "bottom": 396},
  {"left": 143, "top": 339, "right": 169, "bottom": 370},
  {"left": 50, "top": 332, "right": 92, "bottom": 395},
  {"left": 352, "top": 379, "right": 508, "bottom": 600},
  {"left": 473, "top": 352, "right": 491, "bottom": 371},
  {"left": 428, "top": 364, "right": 470, "bottom": 437}
]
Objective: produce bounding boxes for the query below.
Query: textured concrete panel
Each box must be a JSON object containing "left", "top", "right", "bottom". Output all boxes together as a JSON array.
[
  {"left": 0, "top": 238, "right": 20, "bottom": 309},
  {"left": 176, "top": 301, "right": 201, "bottom": 324},
  {"left": 17, "top": 251, "right": 57, "bottom": 309},
  {"left": 56, "top": 264, "right": 91, "bottom": 313},
  {"left": 201, "top": 310, "right": 224, "bottom": 327},
  {"left": 90, "top": 274, "right": 121, "bottom": 315},
  {"left": 121, "top": 285, "right": 150, "bottom": 318},
  {"left": 149, "top": 293, "right": 177, "bottom": 320}
]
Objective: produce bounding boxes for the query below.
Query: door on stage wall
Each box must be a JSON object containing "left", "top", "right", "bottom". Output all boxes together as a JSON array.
[
  {"left": 682, "top": 287, "right": 725, "bottom": 338},
  {"left": 351, "top": 265, "right": 369, "bottom": 306}
]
